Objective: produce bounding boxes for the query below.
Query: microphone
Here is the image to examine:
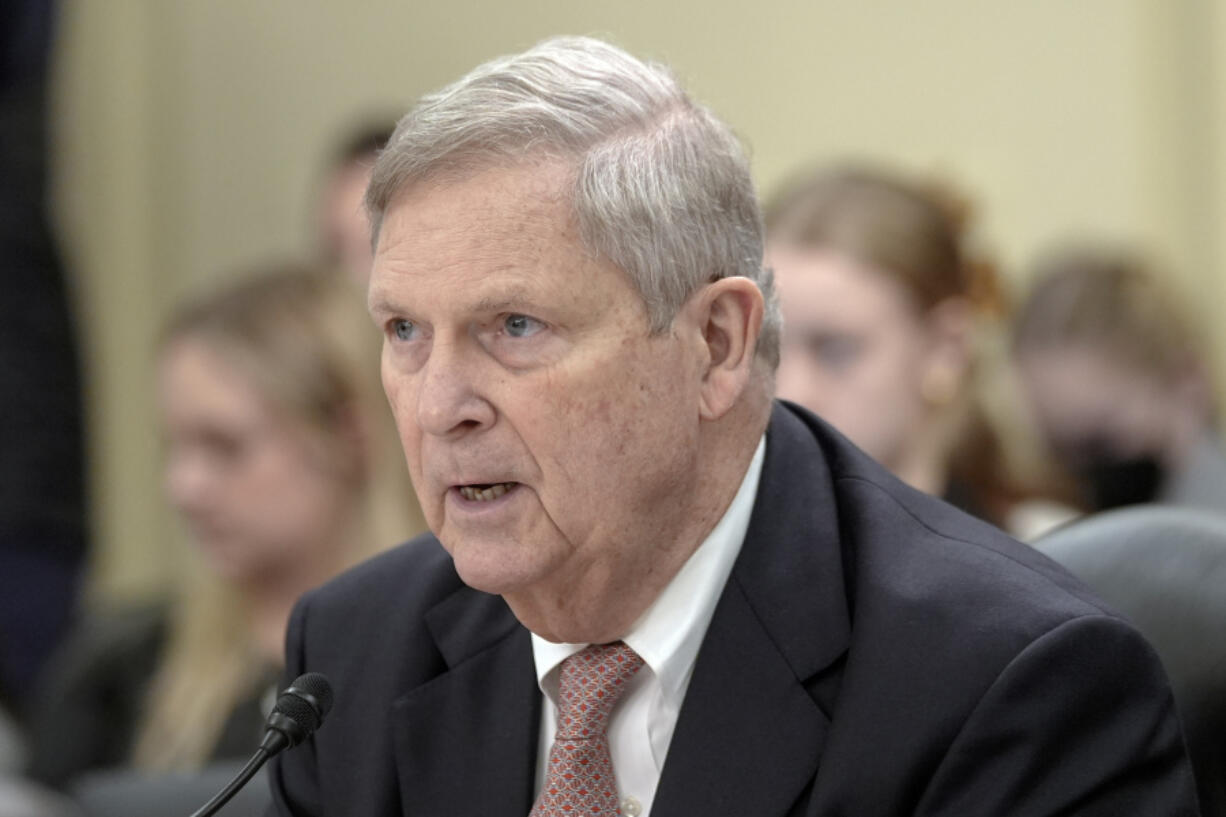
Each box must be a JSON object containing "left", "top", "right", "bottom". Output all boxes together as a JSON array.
[
  {"left": 188, "top": 672, "right": 333, "bottom": 817},
  {"left": 260, "top": 672, "right": 334, "bottom": 755}
]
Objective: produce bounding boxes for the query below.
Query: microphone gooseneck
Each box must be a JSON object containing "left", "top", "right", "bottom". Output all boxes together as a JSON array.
[{"left": 187, "top": 672, "right": 334, "bottom": 817}]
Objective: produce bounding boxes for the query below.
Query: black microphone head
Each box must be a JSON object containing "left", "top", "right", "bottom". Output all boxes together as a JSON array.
[
  {"left": 273, "top": 693, "right": 320, "bottom": 731},
  {"left": 262, "top": 672, "right": 334, "bottom": 754},
  {"left": 285, "top": 672, "right": 334, "bottom": 720}
]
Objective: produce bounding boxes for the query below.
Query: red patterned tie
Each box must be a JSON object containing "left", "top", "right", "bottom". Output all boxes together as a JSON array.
[{"left": 530, "top": 641, "right": 645, "bottom": 817}]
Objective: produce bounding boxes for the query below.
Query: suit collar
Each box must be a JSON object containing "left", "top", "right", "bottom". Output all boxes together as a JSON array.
[
  {"left": 391, "top": 586, "right": 539, "bottom": 817},
  {"left": 734, "top": 401, "right": 852, "bottom": 686},
  {"left": 390, "top": 402, "right": 850, "bottom": 816},
  {"left": 653, "top": 402, "right": 851, "bottom": 815}
]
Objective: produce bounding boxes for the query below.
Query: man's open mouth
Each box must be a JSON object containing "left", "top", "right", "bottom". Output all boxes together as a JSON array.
[{"left": 457, "top": 482, "right": 518, "bottom": 502}]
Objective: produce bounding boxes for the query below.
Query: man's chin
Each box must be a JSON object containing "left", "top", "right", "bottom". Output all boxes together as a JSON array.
[{"left": 448, "top": 547, "right": 542, "bottom": 598}]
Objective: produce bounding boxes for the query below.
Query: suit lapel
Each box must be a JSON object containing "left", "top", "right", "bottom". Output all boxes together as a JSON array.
[
  {"left": 651, "top": 580, "right": 835, "bottom": 816},
  {"left": 653, "top": 404, "right": 852, "bottom": 816},
  {"left": 389, "top": 404, "right": 849, "bottom": 817},
  {"left": 391, "top": 586, "right": 540, "bottom": 817}
]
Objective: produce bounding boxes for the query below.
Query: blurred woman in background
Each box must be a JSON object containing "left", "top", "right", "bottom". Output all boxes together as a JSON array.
[
  {"left": 764, "top": 165, "right": 1056, "bottom": 533},
  {"left": 28, "top": 264, "right": 425, "bottom": 788},
  {"left": 1012, "top": 245, "right": 1225, "bottom": 513}
]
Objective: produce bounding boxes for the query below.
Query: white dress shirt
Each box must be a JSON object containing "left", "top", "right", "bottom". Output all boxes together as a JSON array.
[{"left": 532, "top": 436, "right": 766, "bottom": 817}]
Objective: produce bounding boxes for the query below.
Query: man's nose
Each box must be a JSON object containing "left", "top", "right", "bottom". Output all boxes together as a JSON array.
[{"left": 414, "top": 340, "right": 496, "bottom": 437}]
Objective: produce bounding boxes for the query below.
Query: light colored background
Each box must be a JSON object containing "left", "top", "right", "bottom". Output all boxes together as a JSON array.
[{"left": 51, "top": 0, "right": 1226, "bottom": 602}]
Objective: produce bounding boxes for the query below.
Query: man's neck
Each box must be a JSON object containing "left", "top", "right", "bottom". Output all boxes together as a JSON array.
[{"left": 509, "top": 413, "right": 767, "bottom": 645}]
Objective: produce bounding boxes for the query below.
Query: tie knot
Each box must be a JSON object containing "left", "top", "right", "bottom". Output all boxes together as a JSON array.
[{"left": 555, "top": 641, "right": 643, "bottom": 740}]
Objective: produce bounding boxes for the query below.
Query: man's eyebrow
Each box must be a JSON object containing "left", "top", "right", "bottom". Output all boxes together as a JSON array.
[
  {"left": 471, "top": 288, "right": 539, "bottom": 313},
  {"left": 367, "top": 293, "right": 397, "bottom": 315},
  {"left": 471, "top": 297, "right": 519, "bottom": 313},
  {"left": 368, "top": 287, "right": 542, "bottom": 317}
]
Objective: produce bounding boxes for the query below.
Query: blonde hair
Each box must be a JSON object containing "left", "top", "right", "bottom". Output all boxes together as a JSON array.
[{"left": 133, "top": 263, "right": 425, "bottom": 769}]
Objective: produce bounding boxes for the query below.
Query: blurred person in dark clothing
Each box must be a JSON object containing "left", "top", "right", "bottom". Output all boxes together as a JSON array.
[
  {"left": 1012, "top": 245, "right": 1226, "bottom": 514},
  {"left": 0, "top": 0, "right": 89, "bottom": 714}
]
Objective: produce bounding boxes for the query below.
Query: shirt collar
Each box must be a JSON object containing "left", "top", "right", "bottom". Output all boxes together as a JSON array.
[{"left": 532, "top": 435, "right": 767, "bottom": 705}]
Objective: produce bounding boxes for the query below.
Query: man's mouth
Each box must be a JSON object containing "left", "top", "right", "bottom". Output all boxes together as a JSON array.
[{"left": 457, "top": 482, "right": 518, "bottom": 502}]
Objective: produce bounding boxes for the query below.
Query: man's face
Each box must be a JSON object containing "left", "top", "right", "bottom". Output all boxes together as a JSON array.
[{"left": 368, "top": 162, "right": 705, "bottom": 620}]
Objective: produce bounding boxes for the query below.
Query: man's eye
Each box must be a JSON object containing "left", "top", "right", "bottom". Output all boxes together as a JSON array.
[
  {"left": 392, "top": 319, "right": 416, "bottom": 341},
  {"left": 504, "top": 314, "right": 545, "bottom": 338}
]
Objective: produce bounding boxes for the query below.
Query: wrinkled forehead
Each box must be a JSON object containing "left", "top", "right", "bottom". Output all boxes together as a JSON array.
[
  {"left": 368, "top": 149, "right": 580, "bottom": 251},
  {"left": 367, "top": 161, "right": 644, "bottom": 322},
  {"left": 375, "top": 160, "right": 577, "bottom": 254}
]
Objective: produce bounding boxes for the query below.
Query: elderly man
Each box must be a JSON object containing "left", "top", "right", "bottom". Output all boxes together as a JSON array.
[{"left": 269, "top": 37, "right": 1197, "bottom": 816}]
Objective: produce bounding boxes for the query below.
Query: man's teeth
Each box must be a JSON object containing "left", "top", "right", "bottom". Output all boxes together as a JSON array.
[{"left": 459, "top": 482, "right": 515, "bottom": 502}]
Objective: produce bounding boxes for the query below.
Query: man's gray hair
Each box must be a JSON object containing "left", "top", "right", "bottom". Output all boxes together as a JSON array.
[{"left": 366, "top": 35, "right": 780, "bottom": 368}]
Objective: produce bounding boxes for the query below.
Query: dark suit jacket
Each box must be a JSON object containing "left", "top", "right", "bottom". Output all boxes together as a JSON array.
[{"left": 269, "top": 402, "right": 1198, "bottom": 816}]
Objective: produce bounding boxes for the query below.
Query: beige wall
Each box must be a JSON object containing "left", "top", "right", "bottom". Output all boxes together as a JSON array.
[{"left": 52, "top": 0, "right": 1226, "bottom": 601}]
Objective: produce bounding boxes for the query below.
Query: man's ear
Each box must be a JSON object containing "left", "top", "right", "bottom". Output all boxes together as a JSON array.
[{"left": 687, "top": 276, "right": 764, "bottom": 421}]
